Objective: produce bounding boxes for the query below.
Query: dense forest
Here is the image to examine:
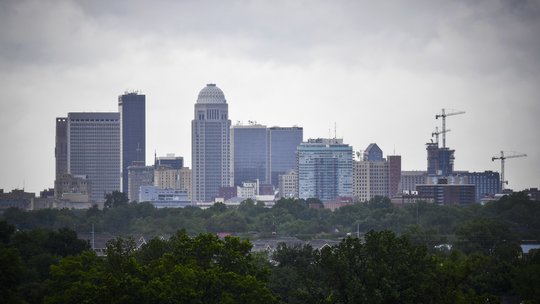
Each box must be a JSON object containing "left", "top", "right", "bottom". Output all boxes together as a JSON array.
[
  {"left": 2, "top": 192, "right": 540, "bottom": 242},
  {"left": 1, "top": 192, "right": 540, "bottom": 303}
]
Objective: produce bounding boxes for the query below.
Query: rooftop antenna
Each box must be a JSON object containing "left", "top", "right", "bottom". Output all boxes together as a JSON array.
[
  {"left": 136, "top": 143, "right": 142, "bottom": 161},
  {"left": 334, "top": 122, "right": 337, "bottom": 139}
]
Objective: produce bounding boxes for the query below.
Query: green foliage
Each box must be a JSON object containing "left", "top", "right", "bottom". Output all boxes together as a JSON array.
[
  {"left": 104, "top": 190, "right": 129, "bottom": 208},
  {"left": 45, "top": 231, "right": 278, "bottom": 304},
  {"left": 455, "top": 219, "right": 519, "bottom": 256},
  {"left": 0, "top": 221, "right": 89, "bottom": 303},
  {"left": 270, "top": 230, "right": 439, "bottom": 303},
  {"left": 513, "top": 249, "right": 540, "bottom": 303}
]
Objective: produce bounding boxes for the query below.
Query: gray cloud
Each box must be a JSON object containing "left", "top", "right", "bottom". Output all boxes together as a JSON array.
[{"left": 0, "top": 0, "right": 539, "bottom": 192}]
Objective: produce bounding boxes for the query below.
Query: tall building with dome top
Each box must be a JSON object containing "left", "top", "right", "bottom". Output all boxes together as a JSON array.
[{"left": 192, "top": 84, "right": 232, "bottom": 203}]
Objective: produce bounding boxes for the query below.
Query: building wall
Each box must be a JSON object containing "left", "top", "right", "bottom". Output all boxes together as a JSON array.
[
  {"left": 465, "top": 171, "right": 501, "bottom": 202},
  {"left": 297, "top": 138, "right": 352, "bottom": 201},
  {"left": 388, "top": 155, "right": 401, "bottom": 198},
  {"left": 192, "top": 84, "right": 231, "bottom": 203},
  {"left": 426, "top": 143, "right": 455, "bottom": 176},
  {"left": 353, "top": 160, "right": 389, "bottom": 202},
  {"left": 55, "top": 117, "right": 68, "bottom": 180},
  {"left": 267, "top": 126, "right": 303, "bottom": 186},
  {"left": 119, "top": 93, "right": 145, "bottom": 193},
  {"left": 67, "top": 112, "right": 120, "bottom": 203},
  {"left": 231, "top": 124, "right": 268, "bottom": 186},
  {"left": 54, "top": 173, "right": 91, "bottom": 200},
  {"left": 400, "top": 171, "right": 427, "bottom": 194},
  {"left": 179, "top": 167, "right": 192, "bottom": 200},
  {"left": 279, "top": 169, "right": 298, "bottom": 198},
  {"left": 416, "top": 184, "right": 475, "bottom": 204},
  {"left": 155, "top": 154, "right": 183, "bottom": 169},
  {"left": 139, "top": 186, "right": 191, "bottom": 208},
  {"left": 127, "top": 165, "right": 154, "bottom": 202}
]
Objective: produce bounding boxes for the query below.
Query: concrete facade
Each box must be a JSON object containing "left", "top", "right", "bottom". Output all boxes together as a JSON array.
[
  {"left": 67, "top": 112, "right": 120, "bottom": 203},
  {"left": 192, "top": 84, "right": 231, "bottom": 203}
]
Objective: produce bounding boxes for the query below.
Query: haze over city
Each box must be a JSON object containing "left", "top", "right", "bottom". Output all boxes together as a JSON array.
[{"left": 1, "top": 0, "right": 539, "bottom": 193}]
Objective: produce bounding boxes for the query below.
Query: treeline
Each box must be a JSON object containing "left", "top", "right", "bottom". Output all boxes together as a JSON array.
[
  {"left": 1, "top": 222, "right": 539, "bottom": 303},
  {"left": 2, "top": 192, "right": 540, "bottom": 242}
]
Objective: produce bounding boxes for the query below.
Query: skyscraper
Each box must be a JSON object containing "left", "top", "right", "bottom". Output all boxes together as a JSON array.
[
  {"left": 267, "top": 126, "right": 303, "bottom": 186},
  {"left": 426, "top": 142, "right": 455, "bottom": 176},
  {"left": 297, "top": 138, "right": 353, "bottom": 201},
  {"left": 55, "top": 117, "right": 68, "bottom": 180},
  {"left": 67, "top": 112, "right": 120, "bottom": 202},
  {"left": 119, "top": 92, "right": 146, "bottom": 193},
  {"left": 353, "top": 159, "right": 389, "bottom": 202},
  {"left": 231, "top": 123, "right": 268, "bottom": 186},
  {"left": 387, "top": 155, "right": 402, "bottom": 198},
  {"left": 192, "top": 84, "right": 231, "bottom": 203}
]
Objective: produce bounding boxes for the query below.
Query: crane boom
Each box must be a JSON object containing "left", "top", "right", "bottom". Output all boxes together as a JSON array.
[
  {"left": 491, "top": 151, "right": 527, "bottom": 191},
  {"left": 431, "top": 127, "right": 451, "bottom": 145},
  {"left": 435, "top": 108, "right": 465, "bottom": 148}
]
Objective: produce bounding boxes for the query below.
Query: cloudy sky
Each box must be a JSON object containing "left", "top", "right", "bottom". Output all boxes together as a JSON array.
[{"left": 1, "top": 0, "right": 539, "bottom": 194}]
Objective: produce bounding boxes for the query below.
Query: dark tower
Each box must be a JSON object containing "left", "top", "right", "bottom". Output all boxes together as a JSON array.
[
  {"left": 55, "top": 117, "right": 68, "bottom": 180},
  {"left": 119, "top": 92, "right": 146, "bottom": 194}
]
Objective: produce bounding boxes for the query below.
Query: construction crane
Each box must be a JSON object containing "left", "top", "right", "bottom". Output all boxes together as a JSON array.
[
  {"left": 491, "top": 151, "right": 527, "bottom": 191},
  {"left": 431, "top": 127, "right": 451, "bottom": 146},
  {"left": 435, "top": 108, "right": 465, "bottom": 148}
]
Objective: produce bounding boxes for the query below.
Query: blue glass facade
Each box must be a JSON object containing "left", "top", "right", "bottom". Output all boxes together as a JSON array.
[
  {"left": 119, "top": 93, "right": 146, "bottom": 193},
  {"left": 155, "top": 156, "right": 183, "bottom": 169},
  {"left": 267, "top": 127, "right": 303, "bottom": 186},
  {"left": 231, "top": 125, "right": 268, "bottom": 186},
  {"left": 297, "top": 139, "right": 353, "bottom": 201},
  {"left": 426, "top": 143, "right": 454, "bottom": 176},
  {"left": 465, "top": 171, "right": 501, "bottom": 202},
  {"left": 364, "top": 143, "right": 383, "bottom": 161}
]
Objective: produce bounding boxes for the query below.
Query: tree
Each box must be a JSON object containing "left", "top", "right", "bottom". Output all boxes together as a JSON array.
[
  {"left": 46, "top": 230, "right": 278, "bottom": 304},
  {"left": 104, "top": 191, "right": 129, "bottom": 208},
  {"left": 455, "top": 219, "right": 519, "bottom": 256}
]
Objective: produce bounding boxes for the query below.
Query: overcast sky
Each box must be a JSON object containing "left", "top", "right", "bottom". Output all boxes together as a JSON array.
[{"left": 1, "top": 0, "right": 539, "bottom": 194}]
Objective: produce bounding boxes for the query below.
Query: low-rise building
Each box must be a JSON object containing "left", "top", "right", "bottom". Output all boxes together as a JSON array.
[{"left": 139, "top": 186, "right": 191, "bottom": 208}]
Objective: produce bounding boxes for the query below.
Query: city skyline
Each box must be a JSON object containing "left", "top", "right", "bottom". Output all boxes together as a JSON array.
[{"left": 1, "top": 1, "right": 539, "bottom": 193}]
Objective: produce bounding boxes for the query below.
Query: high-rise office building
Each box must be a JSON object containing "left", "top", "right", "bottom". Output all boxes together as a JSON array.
[
  {"left": 119, "top": 92, "right": 146, "bottom": 193},
  {"left": 353, "top": 144, "right": 401, "bottom": 202},
  {"left": 55, "top": 117, "right": 68, "bottom": 180},
  {"left": 297, "top": 138, "right": 353, "bottom": 201},
  {"left": 353, "top": 159, "right": 389, "bottom": 202},
  {"left": 388, "top": 155, "right": 402, "bottom": 198},
  {"left": 231, "top": 123, "right": 268, "bottom": 186},
  {"left": 426, "top": 142, "right": 455, "bottom": 176},
  {"left": 67, "top": 112, "right": 120, "bottom": 202},
  {"left": 192, "top": 84, "right": 231, "bottom": 203},
  {"left": 267, "top": 126, "right": 303, "bottom": 186}
]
